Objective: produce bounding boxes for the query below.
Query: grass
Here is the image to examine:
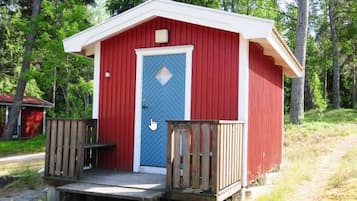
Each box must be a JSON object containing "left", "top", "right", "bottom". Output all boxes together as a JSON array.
[
  {"left": 320, "top": 146, "right": 357, "bottom": 201},
  {"left": 257, "top": 109, "right": 357, "bottom": 201},
  {"left": 0, "top": 160, "right": 44, "bottom": 176},
  {"left": 3, "top": 169, "right": 43, "bottom": 190},
  {"left": 0, "top": 135, "right": 46, "bottom": 157}
]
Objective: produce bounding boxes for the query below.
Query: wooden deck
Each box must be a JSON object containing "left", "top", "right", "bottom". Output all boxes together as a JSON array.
[
  {"left": 57, "top": 169, "right": 166, "bottom": 201},
  {"left": 45, "top": 119, "right": 244, "bottom": 201}
]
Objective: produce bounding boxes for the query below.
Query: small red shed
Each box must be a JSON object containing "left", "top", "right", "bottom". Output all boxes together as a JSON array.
[
  {"left": 0, "top": 94, "right": 53, "bottom": 139},
  {"left": 63, "top": 0, "right": 303, "bottom": 186}
]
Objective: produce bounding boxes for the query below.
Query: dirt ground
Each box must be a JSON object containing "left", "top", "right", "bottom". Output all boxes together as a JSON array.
[
  {"left": 0, "top": 185, "right": 47, "bottom": 201},
  {"left": 293, "top": 134, "right": 357, "bottom": 201}
]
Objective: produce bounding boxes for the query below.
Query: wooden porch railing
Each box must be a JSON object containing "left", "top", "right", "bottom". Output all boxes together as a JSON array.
[
  {"left": 167, "top": 120, "right": 244, "bottom": 197},
  {"left": 44, "top": 118, "right": 97, "bottom": 180}
]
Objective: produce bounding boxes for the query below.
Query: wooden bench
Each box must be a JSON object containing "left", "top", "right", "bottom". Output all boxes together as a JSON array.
[
  {"left": 84, "top": 143, "right": 116, "bottom": 149},
  {"left": 84, "top": 143, "right": 116, "bottom": 169}
]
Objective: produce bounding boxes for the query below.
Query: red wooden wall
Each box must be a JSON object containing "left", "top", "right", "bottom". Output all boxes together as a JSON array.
[
  {"left": 0, "top": 106, "right": 44, "bottom": 138},
  {"left": 0, "top": 106, "right": 5, "bottom": 137},
  {"left": 248, "top": 43, "right": 283, "bottom": 182},
  {"left": 99, "top": 17, "right": 239, "bottom": 170},
  {"left": 20, "top": 107, "right": 44, "bottom": 138}
]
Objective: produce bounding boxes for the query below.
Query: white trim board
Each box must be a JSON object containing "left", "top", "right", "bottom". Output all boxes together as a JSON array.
[
  {"left": 238, "top": 36, "right": 249, "bottom": 187},
  {"left": 133, "top": 45, "right": 194, "bottom": 173},
  {"left": 92, "top": 42, "right": 101, "bottom": 119},
  {"left": 63, "top": 0, "right": 302, "bottom": 78}
]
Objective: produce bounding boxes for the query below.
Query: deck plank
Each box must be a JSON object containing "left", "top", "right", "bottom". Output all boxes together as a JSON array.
[
  {"left": 173, "top": 128, "right": 181, "bottom": 188},
  {"left": 81, "top": 170, "right": 166, "bottom": 190},
  {"left": 57, "top": 183, "right": 164, "bottom": 201},
  {"left": 191, "top": 123, "right": 201, "bottom": 189},
  {"left": 201, "top": 123, "right": 210, "bottom": 191},
  {"left": 62, "top": 120, "right": 71, "bottom": 176},
  {"left": 182, "top": 128, "right": 191, "bottom": 188}
]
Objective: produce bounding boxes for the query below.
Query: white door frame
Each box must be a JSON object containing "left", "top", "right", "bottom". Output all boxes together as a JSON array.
[{"left": 133, "top": 45, "right": 194, "bottom": 174}]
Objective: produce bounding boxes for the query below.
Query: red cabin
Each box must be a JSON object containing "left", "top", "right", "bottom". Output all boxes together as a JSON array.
[
  {"left": 45, "top": 0, "right": 303, "bottom": 200},
  {"left": 0, "top": 94, "right": 53, "bottom": 139}
]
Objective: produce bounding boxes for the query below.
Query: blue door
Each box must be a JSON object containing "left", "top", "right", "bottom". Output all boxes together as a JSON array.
[{"left": 141, "top": 54, "right": 186, "bottom": 167}]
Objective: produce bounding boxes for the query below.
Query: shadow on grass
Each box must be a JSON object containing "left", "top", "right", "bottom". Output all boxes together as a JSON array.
[{"left": 304, "top": 109, "right": 357, "bottom": 123}]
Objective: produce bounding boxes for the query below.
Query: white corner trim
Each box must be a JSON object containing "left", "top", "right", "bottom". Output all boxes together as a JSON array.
[
  {"left": 133, "top": 45, "right": 193, "bottom": 173},
  {"left": 238, "top": 36, "right": 249, "bottom": 187},
  {"left": 5, "top": 106, "right": 9, "bottom": 124},
  {"left": 139, "top": 166, "right": 166, "bottom": 175},
  {"left": 92, "top": 42, "right": 101, "bottom": 119},
  {"left": 13, "top": 109, "right": 21, "bottom": 138},
  {"left": 43, "top": 110, "right": 46, "bottom": 135}
]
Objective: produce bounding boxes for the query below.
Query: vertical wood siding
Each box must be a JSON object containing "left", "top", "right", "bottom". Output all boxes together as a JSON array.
[
  {"left": 0, "top": 106, "right": 5, "bottom": 137},
  {"left": 99, "top": 17, "right": 239, "bottom": 170},
  {"left": 20, "top": 107, "right": 44, "bottom": 137},
  {"left": 248, "top": 43, "right": 283, "bottom": 182}
]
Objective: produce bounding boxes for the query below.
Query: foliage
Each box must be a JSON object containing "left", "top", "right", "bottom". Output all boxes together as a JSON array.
[
  {"left": 311, "top": 72, "right": 327, "bottom": 111},
  {"left": 33, "top": 0, "right": 94, "bottom": 118},
  {"left": 0, "top": 135, "right": 46, "bottom": 157},
  {"left": 106, "top": 0, "right": 143, "bottom": 16}
]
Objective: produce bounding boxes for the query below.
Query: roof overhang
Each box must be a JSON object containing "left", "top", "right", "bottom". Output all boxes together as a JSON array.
[
  {"left": 63, "top": 0, "right": 303, "bottom": 77},
  {"left": 0, "top": 102, "right": 53, "bottom": 108}
]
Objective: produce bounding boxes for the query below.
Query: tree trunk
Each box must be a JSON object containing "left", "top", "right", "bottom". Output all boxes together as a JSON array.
[
  {"left": 328, "top": 0, "right": 340, "bottom": 109},
  {"left": 352, "top": 65, "right": 356, "bottom": 108},
  {"left": 2, "top": 0, "right": 42, "bottom": 140},
  {"left": 324, "top": 66, "right": 328, "bottom": 100},
  {"left": 290, "top": 0, "right": 309, "bottom": 124},
  {"left": 304, "top": 69, "right": 314, "bottom": 110}
]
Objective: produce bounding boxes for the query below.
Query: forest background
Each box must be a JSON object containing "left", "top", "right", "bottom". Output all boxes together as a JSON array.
[{"left": 0, "top": 0, "right": 356, "bottom": 124}]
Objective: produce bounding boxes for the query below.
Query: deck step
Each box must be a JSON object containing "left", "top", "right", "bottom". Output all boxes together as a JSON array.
[{"left": 57, "top": 183, "right": 165, "bottom": 201}]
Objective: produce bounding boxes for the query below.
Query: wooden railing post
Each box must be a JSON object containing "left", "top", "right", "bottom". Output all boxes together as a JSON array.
[
  {"left": 166, "top": 122, "right": 174, "bottom": 190},
  {"left": 211, "top": 122, "right": 219, "bottom": 194}
]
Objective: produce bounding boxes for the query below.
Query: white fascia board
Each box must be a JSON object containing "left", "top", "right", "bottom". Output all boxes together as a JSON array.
[
  {"left": 265, "top": 33, "right": 303, "bottom": 78},
  {"left": 63, "top": 0, "right": 274, "bottom": 53}
]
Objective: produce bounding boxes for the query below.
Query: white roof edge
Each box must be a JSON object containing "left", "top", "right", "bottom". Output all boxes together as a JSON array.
[
  {"left": 63, "top": 0, "right": 303, "bottom": 78},
  {"left": 63, "top": 0, "right": 274, "bottom": 53},
  {"left": 252, "top": 30, "right": 303, "bottom": 78}
]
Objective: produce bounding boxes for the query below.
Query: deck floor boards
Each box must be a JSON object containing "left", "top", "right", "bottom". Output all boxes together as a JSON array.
[{"left": 56, "top": 169, "right": 166, "bottom": 200}]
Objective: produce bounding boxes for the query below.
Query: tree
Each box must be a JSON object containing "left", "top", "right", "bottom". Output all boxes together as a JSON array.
[
  {"left": 3, "top": 0, "right": 41, "bottom": 140},
  {"left": 328, "top": 0, "right": 340, "bottom": 109},
  {"left": 106, "top": 0, "right": 143, "bottom": 16},
  {"left": 290, "top": 0, "right": 309, "bottom": 124},
  {"left": 33, "top": 0, "right": 95, "bottom": 118}
]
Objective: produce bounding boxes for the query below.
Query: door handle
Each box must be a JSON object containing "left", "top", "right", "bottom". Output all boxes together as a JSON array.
[
  {"left": 148, "top": 119, "right": 158, "bottom": 131},
  {"left": 142, "top": 98, "right": 148, "bottom": 109}
]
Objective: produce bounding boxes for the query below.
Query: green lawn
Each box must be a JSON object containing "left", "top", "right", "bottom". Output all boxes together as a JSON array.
[
  {"left": 0, "top": 135, "right": 46, "bottom": 157},
  {"left": 257, "top": 109, "right": 357, "bottom": 201}
]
